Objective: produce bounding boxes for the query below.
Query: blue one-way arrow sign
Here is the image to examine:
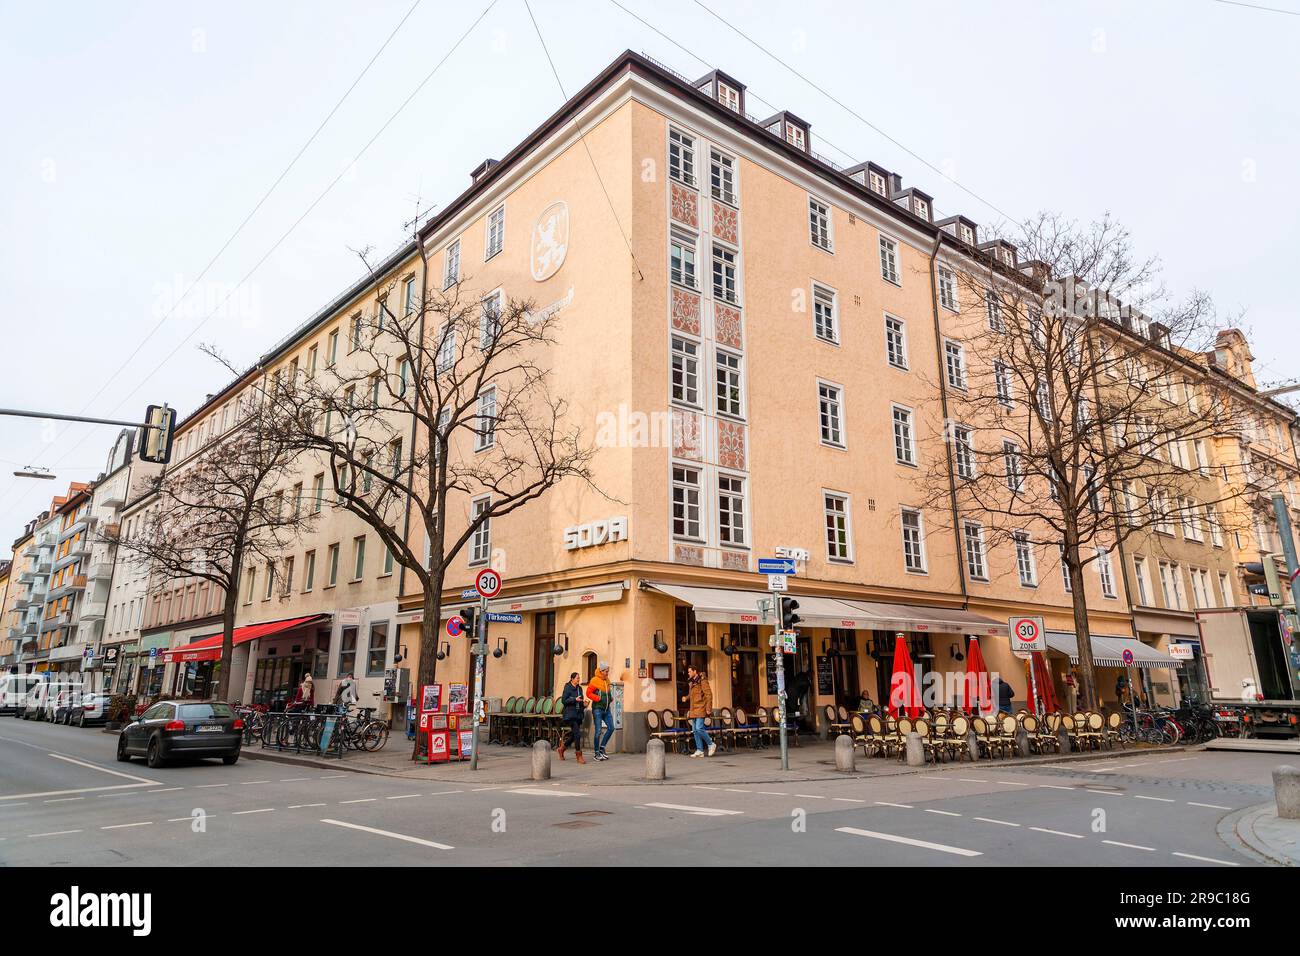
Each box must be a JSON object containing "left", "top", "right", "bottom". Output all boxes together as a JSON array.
[{"left": 758, "top": 558, "right": 797, "bottom": 575}]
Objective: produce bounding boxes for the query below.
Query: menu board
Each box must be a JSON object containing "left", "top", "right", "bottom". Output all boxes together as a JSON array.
[
  {"left": 765, "top": 654, "right": 781, "bottom": 694},
  {"left": 816, "top": 656, "right": 834, "bottom": 696}
]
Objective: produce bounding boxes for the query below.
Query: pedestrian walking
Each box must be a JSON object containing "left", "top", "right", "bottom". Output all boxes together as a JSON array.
[
  {"left": 680, "top": 665, "right": 716, "bottom": 757},
  {"left": 557, "top": 672, "right": 587, "bottom": 764},
  {"left": 587, "top": 662, "right": 615, "bottom": 760}
]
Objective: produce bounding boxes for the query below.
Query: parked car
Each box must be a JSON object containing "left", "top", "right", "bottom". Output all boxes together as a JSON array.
[
  {"left": 52, "top": 685, "right": 85, "bottom": 724},
  {"left": 0, "top": 674, "right": 40, "bottom": 716},
  {"left": 66, "top": 691, "right": 112, "bottom": 727},
  {"left": 116, "top": 700, "right": 242, "bottom": 769},
  {"left": 23, "top": 681, "right": 83, "bottom": 721}
]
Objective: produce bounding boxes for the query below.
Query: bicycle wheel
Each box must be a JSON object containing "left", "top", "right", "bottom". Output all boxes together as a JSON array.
[
  {"left": 1161, "top": 720, "right": 1181, "bottom": 745},
  {"left": 361, "top": 720, "right": 390, "bottom": 752},
  {"left": 300, "top": 719, "right": 323, "bottom": 752}
]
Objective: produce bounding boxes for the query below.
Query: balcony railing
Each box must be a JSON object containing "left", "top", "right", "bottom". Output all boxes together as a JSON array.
[
  {"left": 80, "top": 601, "right": 107, "bottom": 622},
  {"left": 86, "top": 561, "right": 114, "bottom": 582}
]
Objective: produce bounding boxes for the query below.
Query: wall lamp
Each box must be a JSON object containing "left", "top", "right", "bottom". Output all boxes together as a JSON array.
[
  {"left": 435, "top": 641, "right": 451, "bottom": 661},
  {"left": 493, "top": 637, "right": 509, "bottom": 659},
  {"left": 393, "top": 644, "right": 409, "bottom": 665},
  {"left": 552, "top": 632, "right": 569, "bottom": 657},
  {"left": 949, "top": 642, "right": 965, "bottom": 662},
  {"left": 652, "top": 629, "right": 668, "bottom": 654}
]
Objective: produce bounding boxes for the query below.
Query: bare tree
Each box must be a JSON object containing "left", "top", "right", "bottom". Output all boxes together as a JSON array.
[
  {"left": 111, "top": 368, "right": 315, "bottom": 701},
  {"left": 269, "top": 250, "right": 596, "bottom": 748},
  {"left": 918, "top": 213, "right": 1261, "bottom": 710}
]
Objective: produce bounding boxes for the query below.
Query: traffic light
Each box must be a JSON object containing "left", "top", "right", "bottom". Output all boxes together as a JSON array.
[
  {"left": 780, "top": 596, "right": 801, "bottom": 631},
  {"left": 459, "top": 606, "right": 478, "bottom": 637},
  {"left": 138, "top": 404, "right": 177, "bottom": 465}
]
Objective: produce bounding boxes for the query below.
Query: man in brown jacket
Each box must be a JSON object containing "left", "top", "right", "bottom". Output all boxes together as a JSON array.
[{"left": 680, "top": 665, "right": 716, "bottom": 757}]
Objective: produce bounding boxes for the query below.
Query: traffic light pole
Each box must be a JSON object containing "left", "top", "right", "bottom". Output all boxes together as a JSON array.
[
  {"left": 469, "top": 594, "right": 488, "bottom": 771},
  {"left": 774, "top": 596, "right": 789, "bottom": 772}
]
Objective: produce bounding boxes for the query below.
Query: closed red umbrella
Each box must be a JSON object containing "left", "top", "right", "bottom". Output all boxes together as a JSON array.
[
  {"left": 1029, "top": 652, "right": 1059, "bottom": 713},
  {"left": 888, "top": 634, "right": 922, "bottom": 718},
  {"left": 964, "top": 637, "right": 991, "bottom": 714}
]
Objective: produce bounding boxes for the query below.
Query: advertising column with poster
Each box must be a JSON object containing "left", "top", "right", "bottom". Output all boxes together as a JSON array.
[
  {"left": 447, "top": 682, "right": 470, "bottom": 759},
  {"left": 418, "top": 683, "right": 448, "bottom": 763}
]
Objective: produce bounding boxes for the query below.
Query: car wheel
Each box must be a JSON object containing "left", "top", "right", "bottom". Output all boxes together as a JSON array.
[
  {"left": 78, "top": 713, "right": 86, "bottom": 728},
  {"left": 222, "top": 753, "right": 239, "bottom": 766},
  {"left": 146, "top": 737, "right": 165, "bottom": 769},
  {"left": 116, "top": 735, "right": 131, "bottom": 762}
]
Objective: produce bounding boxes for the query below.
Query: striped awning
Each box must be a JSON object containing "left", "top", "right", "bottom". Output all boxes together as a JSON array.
[{"left": 1045, "top": 631, "right": 1182, "bottom": 669}]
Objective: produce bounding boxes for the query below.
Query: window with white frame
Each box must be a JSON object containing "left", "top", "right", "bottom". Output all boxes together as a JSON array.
[
  {"left": 436, "top": 325, "right": 456, "bottom": 373},
  {"left": 672, "top": 465, "right": 702, "bottom": 540},
  {"left": 403, "top": 276, "right": 418, "bottom": 316},
  {"left": 669, "top": 128, "right": 697, "bottom": 186},
  {"left": 1015, "top": 533, "right": 1038, "bottom": 587},
  {"left": 1154, "top": 490, "right": 1173, "bottom": 535},
  {"left": 786, "top": 124, "right": 806, "bottom": 150},
  {"left": 879, "top": 235, "right": 900, "bottom": 284},
  {"left": 670, "top": 230, "right": 698, "bottom": 288},
  {"left": 944, "top": 340, "right": 967, "bottom": 390},
  {"left": 718, "top": 474, "right": 746, "bottom": 546},
  {"left": 480, "top": 291, "right": 501, "bottom": 348},
  {"left": 711, "top": 243, "right": 738, "bottom": 303},
  {"left": 812, "top": 284, "right": 837, "bottom": 342},
  {"left": 716, "top": 82, "right": 740, "bottom": 113},
  {"left": 824, "top": 492, "right": 851, "bottom": 561},
  {"left": 470, "top": 497, "right": 491, "bottom": 564},
  {"left": 892, "top": 404, "right": 916, "bottom": 465},
  {"left": 901, "top": 508, "right": 926, "bottom": 572},
  {"left": 985, "top": 290, "right": 1003, "bottom": 332},
  {"left": 1097, "top": 548, "right": 1116, "bottom": 597},
  {"left": 1207, "top": 504, "right": 1224, "bottom": 546},
  {"left": 1084, "top": 465, "right": 1100, "bottom": 513},
  {"left": 818, "top": 382, "right": 844, "bottom": 447},
  {"left": 994, "top": 361, "right": 1013, "bottom": 407},
  {"left": 1189, "top": 567, "right": 1209, "bottom": 608},
  {"left": 475, "top": 387, "right": 497, "bottom": 450},
  {"left": 808, "top": 197, "right": 832, "bottom": 251},
  {"left": 868, "top": 170, "right": 887, "bottom": 196},
  {"left": 964, "top": 522, "right": 987, "bottom": 580},
  {"left": 710, "top": 149, "right": 736, "bottom": 205},
  {"left": 1036, "top": 382, "right": 1053, "bottom": 421},
  {"left": 716, "top": 349, "right": 743, "bottom": 417},
  {"left": 953, "top": 425, "right": 975, "bottom": 480},
  {"left": 1182, "top": 498, "right": 1201, "bottom": 540},
  {"left": 1003, "top": 440, "right": 1022, "bottom": 492},
  {"left": 1060, "top": 544, "right": 1072, "bottom": 592},
  {"left": 938, "top": 266, "right": 957, "bottom": 311},
  {"left": 885, "top": 315, "right": 907, "bottom": 369},
  {"left": 485, "top": 206, "right": 504, "bottom": 259},
  {"left": 1133, "top": 555, "right": 1151, "bottom": 605},
  {"left": 1218, "top": 571, "right": 1233, "bottom": 607},
  {"left": 671, "top": 336, "right": 701, "bottom": 407},
  {"left": 914, "top": 197, "right": 930, "bottom": 221},
  {"left": 443, "top": 239, "right": 461, "bottom": 289}
]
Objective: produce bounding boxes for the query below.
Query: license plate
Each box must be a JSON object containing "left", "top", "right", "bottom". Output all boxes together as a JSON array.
[{"left": 196, "top": 725, "right": 223, "bottom": 733}]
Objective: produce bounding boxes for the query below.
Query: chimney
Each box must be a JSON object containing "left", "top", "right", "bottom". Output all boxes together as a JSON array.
[{"left": 470, "top": 158, "right": 499, "bottom": 184}]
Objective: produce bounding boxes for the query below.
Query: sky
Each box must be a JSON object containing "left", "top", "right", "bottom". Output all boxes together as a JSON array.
[{"left": 1, "top": 0, "right": 1297, "bottom": 559}]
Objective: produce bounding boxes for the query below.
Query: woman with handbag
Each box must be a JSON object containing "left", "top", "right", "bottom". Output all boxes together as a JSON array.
[{"left": 557, "top": 672, "right": 587, "bottom": 764}]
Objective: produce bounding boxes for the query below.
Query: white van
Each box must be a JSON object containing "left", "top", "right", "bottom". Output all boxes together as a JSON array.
[
  {"left": 0, "top": 674, "right": 40, "bottom": 716},
  {"left": 23, "top": 680, "right": 83, "bottom": 722}
]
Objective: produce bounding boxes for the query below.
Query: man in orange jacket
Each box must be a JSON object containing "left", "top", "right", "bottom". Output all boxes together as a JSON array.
[{"left": 587, "top": 663, "right": 615, "bottom": 760}]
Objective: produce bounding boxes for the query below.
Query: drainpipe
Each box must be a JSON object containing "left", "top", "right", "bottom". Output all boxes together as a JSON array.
[{"left": 927, "top": 235, "right": 969, "bottom": 604}]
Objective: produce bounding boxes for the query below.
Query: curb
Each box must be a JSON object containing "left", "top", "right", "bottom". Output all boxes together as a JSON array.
[{"left": 1218, "top": 803, "right": 1291, "bottom": 866}]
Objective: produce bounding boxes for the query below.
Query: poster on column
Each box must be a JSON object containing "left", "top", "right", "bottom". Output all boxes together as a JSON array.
[{"left": 448, "top": 682, "right": 469, "bottom": 714}]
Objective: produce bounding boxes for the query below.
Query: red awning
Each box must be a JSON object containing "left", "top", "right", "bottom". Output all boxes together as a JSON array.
[{"left": 162, "top": 615, "right": 328, "bottom": 664}]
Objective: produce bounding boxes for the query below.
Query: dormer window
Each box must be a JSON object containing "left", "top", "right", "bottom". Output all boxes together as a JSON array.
[
  {"left": 960, "top": 224, "right": 974, "bottom": 245},
  {"left": 786, "top": 125, "right": 806, "bottom": 150},
  {"left": 869, "top": 171, "right": 887, "bottom": 196},
  {"left": 717, "top": 82, "right": 741, "bottom": 113},
  {"left": 914, "top": 198, "right": 930, "bottom": 221}
]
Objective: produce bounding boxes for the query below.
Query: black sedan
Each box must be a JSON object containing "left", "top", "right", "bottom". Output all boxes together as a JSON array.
[
  {"left": 116, "top": 700, "right": 242, "bottom": 768},
  {"left": 65, "top": 692, "right": 113, "bottom": 727}
]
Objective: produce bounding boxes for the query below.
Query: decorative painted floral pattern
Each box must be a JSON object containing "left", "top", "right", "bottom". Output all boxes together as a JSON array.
[
  {"left": 720, "top": 550, "right": 749, "bottom": 572},
  {"left": 714, "top": 304, "right": 742, "bottom": 349},
  {"left": 674, "top": 544, "right": 704, "bottom": 566},
  {"left": 718, "top": 419, "right": 746, "bottom": 470},
  {"left": 672, "top": 409, "right": 704, "bottom": 460},
  {"left": 671, "top": 183, "right": 698, "bottom": 228},
  {"left": 671, "top": 287, "right": 701, "bottom": 335},
  {"left": 712, "top": 201, "right": 738, "bottom": 244}
]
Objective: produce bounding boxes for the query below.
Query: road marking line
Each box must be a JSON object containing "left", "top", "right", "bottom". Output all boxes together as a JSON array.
[
  {"left": 643, "top": 802, "right": 743, "bottom": 816},
  {"left": 2, "top": 783, "right": 148, "bottom": 802},
  {"left": 1086, "top": 789, "right": 1121, "bottom": 796},
  {"left": 318, "top": 774, "right": 347, "bottom": 779},
  {"left": 974, "top": 817, "right": 1019, "bottom": 827},
  {"left": 993, "top": 781, "right": 1030, "bottom": 787},
  {"left": 835, "top": 826, "right": 982, "bottom": 857},
  {"left": 756, "top": 791, "right": 787, "bottom": 795},
  {"left": 508, "top": 788, "right": 589, "bottom": 797},
  {"left": 339, "top": 798, "right": 376, "bottom": 804},
  {"left": 319, "top": 818, "right": 452, "bottom": 849},
  {"left": 957, "top": 778, "right": 989, "bottom": 783},
  {"left": 429, "top": 790, "right": 462, "bottom": 796},
  {"left": 288, "top": 804, "right": 327, "bottom": 809},
  {"left": 1104, "top": 839, "right": 1155, "bottom": 851},
  {"left": 470, "top": 786, "right": 500, "bottom": 792},
  {"left": 167, "top": 817, "right": 197, "bottom": 822},
  {"left": 196, "top": 784, "right": 228, "bottom": 789},
  {"left": 874, "top": 801, "right": 913, "bottom": 809},
  {"left": 724, "top": 788, "right": 751, "bottom": 793},
  {"left": 832, "top": 797, "right": 865, "bottom": 803},
  {"left": 232, "top": 808, "right": 275, "bottom": 815},
  {"left": 386, "top": 794, "right": 423, "bottom": 800},
  {"left": 1039, "top": 785, "right": 1076, "bottom": 791},
  {"left": 794, "top": 794, "right": 826, "bottom": 799},
  {"left": 0, "top": 802, "right": 29, "bottom": 807},
  {"left": 1187, "top": 802, "right": 1232, "bottom": 810},
  {"left": 240, "top": 780, "right": 270, "bottom": 785},
  {"left": 1172, "top": 851, "right": 1239, "bottom": 866},
  {"left": 44, "top": 797, "right": 84, "bottom": 803},
  {"left": 102, "top": 821, "right": 153, "bottom": 830},
  {"left": 29, "top": 829, "right": 82, "bottom": 838},
  {"left": 924, "top": 809, "right": 962, "bottom": 817},
  {"left": 693, "top": 785, "right": 721, "bottom": 790},
  {"left": 97, "top": 792, "right": 137, "bottom": 798},
  {"left": 46, "top": 752, "right": 158, "bottom": 785},
  {"left": 1029, "top": 827, "right": 1084, "bottom": 839},
  {"left": 279, "top": 777, "right": 312, "bottom": 782},
  {"left": 147, "top": 788, "right": 183, "bottom": 794},
  {"left": 1133, "top": 795, "right": 1175, "bottom": 803}
]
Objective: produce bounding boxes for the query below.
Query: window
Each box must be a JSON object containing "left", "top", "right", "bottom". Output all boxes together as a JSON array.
[
  {"left": 485, "top": 206, "right": 504, "bottom": 259},
  {"left": 901, "top": 508, "right": 926, "bottom": 572},
  {"left": 1036, "top": 382, "right": 1053, "bottom": 422},
  {"left": 1083, "top": 465, "right": 1100, "bottom": 513},
  {"left": 1207, "top": 504, "right": 1224, "bottom": 546},
  {"left": 669, "top": 129, "right": 697, "bottom": 187},
  {"left": 1158, "top": 561, "right": 1178, "bottom": 608},
  {"left": 338, "top": 627, "right": 357, "bottom": 677},
  {"left": 818, "top": 382, "right": 843, "bottom": 447},
  {"left": 351, "top": 536, "right": 366, "bottom": 581},
  {"left": 367, "top": 622, "right": 388, "bottom": 677},
  {"left": 1060, "top": 545, "right": 1072, "bottom": 592},
  {"left": 1098, "top": 548, "right": 1117, "bottom": 598},
  {"left": 1132, "top": 556, "right": 1151, "bottom": 605},
  {"left": 885, "top": 315, "right": 907, "bottom": 369},
  {"left": 475, "top": 388, "right": 497, "bottom": 450},
  {"left": 710, "top": 149, "right": 736, "bottom": 205},
  {"left": 403, "top": 276, "right": 417, "bottom": 316},
  {"left": 436, "top": 326, "right": 456, "bottom": 373},
  {"left": 868, "top": 170, "right": 887, "bottom": 196},
  {"left": 470, "top": 497, "right": 491, "bottom": 564},
  {"left": 263, "top": 561, "right": 275, "bottom": 600},
  {"left": 716, "top": 349, "right": 743, "bottom": 417},
  {"left": 711, "top": 243, "right": 738, "bottom": 303},
  {"left": 671, "top": 466, "right": 702, "bottom": 540},
  {"left": 808, "top": 197, "right": 832, "bottom": 251},
  {"left": 243, "top": 566, "right": 256, "bottom": 604},
  {"left": 824, "top": 493, "right": 851, "bottom": 561},
  {"left": 938, "top": 266, "right": 957, "bottom": 311},
  {"left": 1194, "top": 439, "right": 1209, "bottom": 475},
  {"left": 985, "top": 290, "right": 1003, "bottom": 332},
  {"left": 327, "top": 329, "right": 339, "bottom": 365},
  {"left": 964, "top": 522, "right": 987, "bottom": 580},
  {"left": 879, "top": 235, "right": 899, "bottom": 284},
  {"left": 291, "top": 481, "right": 303, "bottom": 518},
  {"left": 669, "top": 231, "right": 697, "bottom": 288},
  {"left": 1218, "top": 571, "right": 1234, "bottom": 607},
  {"left": 1015, "top": 533, "right": 1037, "bottom": 587},
  {"left": 480, "top": 291, "right": 501, "bottom": 348},
  {"left": 312, "top": 473, "right": 324, "bottom": 514},
  {"left": 1003, "top": 440, "right": 1022, "bottom": 492},
  {"left": 994, "top": 361, "right": 1013, "bottom": 407},
  {"left": 892, "top": 404, "right": 915, "bottom": 465},
  {"left": 953, "top": 425, "right": 975, "bottom": 480},
  {"left": 383, "top": 541, "right": 394, "bottom": 576},
  {"left": 350, "top": 313, "right": 364, "bottom": 351},
  {"left": 307, "top": 345, "right": 318, "bottom": 376},
  {"left": 671, "top": 336, "right": 701, "bottom": 407},
  {"left": 717, "top": 82, "right": 740, "bottom": 112},
  {"left": 1189, "top": 567, "right": 1209, "bottom": 609},
  {"left": 718, "top": 475, "right": 746, "bottom": 546},
  {"left": 914, "top": 197, "right": 930, "bottom": 221},
  {"left": 944, "top": 340, "right": 967, "bottom": 390},
  {"left": 303, "top": 550, "right": 316, "bottom": 592},
  {"left": 371, "top": 371, "right": 384, "bottom": 407},
  {"left": 326, "top": 544, "right": 340, "bottom": 587},
  {"left": 786, "top": 124, "right": 806, "bottom": 150},
  {"left": 443, "top": 239, "right": 461, "bottom": 289},
  {"left": 282, "top": 556, "right": 294, "bottom": 595},
  {"left": 812, "top": 284, "right": 837, "bottom": 343},
  {"left": 390, "top": 438, "right": 403, "bottom": 477}
]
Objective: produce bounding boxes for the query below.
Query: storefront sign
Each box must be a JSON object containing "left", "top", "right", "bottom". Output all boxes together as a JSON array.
[
  {"left": 1168, "top": 644, "right": 1195, "bottom": 661},
  {"left": 338, "top": 609, "right": 362, "bottom": 626},
  {"left": 562, "top": 516, "right": 628, "bottom": 550}
]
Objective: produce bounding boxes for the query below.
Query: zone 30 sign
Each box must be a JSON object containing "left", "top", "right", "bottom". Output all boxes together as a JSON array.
[{"left": 1009, "top": 616, "right": 1046, "bottom": 654}]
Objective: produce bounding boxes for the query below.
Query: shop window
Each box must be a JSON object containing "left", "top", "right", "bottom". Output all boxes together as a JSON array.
[
  {"left": 313, "top": 628, "right": 331, "bottom": 679},
  {"left": 533, "top": 612, "right": 557, "bottom": 698},
  {"left": 338, "top": 626, "right": 358, "bottom": 677},
  {"left": 727, "top": 623, "right": 759, "bottom": 713},
  {"left": 583, "top": 651, "right": 598, "bottom": 683},
  {"left": 829, "top": 628, "right": 859, "bottom": 711},
  {"left": 675, "top": 605, "right": 709, "bottom": 710}
]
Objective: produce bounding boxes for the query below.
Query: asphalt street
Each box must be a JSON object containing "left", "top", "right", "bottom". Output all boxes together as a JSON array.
[{"left": 0, "top": 716, "right": 1279, "bottom": 866}]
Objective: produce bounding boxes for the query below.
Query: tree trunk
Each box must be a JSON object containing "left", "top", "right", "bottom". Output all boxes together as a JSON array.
[
  {"left": 215, "top": 584, "right": 239, "bottom": 703},
  {"left": 1066, "top": 557, "right": 1099, "bottom": 711},
  {"left": 408, "top": 576, "right": 444, "bottom": 760}
]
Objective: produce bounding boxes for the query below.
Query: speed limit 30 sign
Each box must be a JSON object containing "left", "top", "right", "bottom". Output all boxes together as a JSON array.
[
  {"left": 1009, "top": 616, "right": 1046, "bottom": 656},
  {"left": 475, "top": 567, "right": 503, "bottom": 599}
]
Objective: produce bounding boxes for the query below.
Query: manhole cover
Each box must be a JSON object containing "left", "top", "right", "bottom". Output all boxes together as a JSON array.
[{"left": 553, "top": 820, "right": 601, "bottom": 829}]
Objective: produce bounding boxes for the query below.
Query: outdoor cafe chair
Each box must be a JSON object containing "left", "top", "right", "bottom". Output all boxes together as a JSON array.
[
  {"left": 865, "top": 713, "right": 896, "bottom": 757},
  {"left": 825, "top": 704, "right": 851, "bottom": 740},
  {"left": 717, "top": 707, "right": 737, "bottom": 751},
  {"left": 749, "top": 707, "right": 771, "bottom": 747},
  {"left": 1086, "top": 711, "right": 1106, "bottom": 750},
  {"left": 849, "top": 712, "right": 870, "bottom": 756},
  {"left": 645, "top": 708, "right": 675, "bottom": 751},
  {"left": 995, "top": 714, "right": 1020, "bottom": 758},
  {"left": 948, "top": 714, "right": 971, "bottom": 762},
  {"left": 913, "top": 717, "right": 938, "bottom": 763},
  {"left": 732, "top": 707, "right": 756, "bottom": 748},
  {"left": 970, "top": 716, "right": 993, "bottom": 759},
  {"left": 1105, "top": 711, "right": 1126, "bottom": 750},
  {"left": 662, "top": 711, "right": 694, "bottom": 753},
  {"left": 894, "top": 716, "right": 914, "bottom": 760}
]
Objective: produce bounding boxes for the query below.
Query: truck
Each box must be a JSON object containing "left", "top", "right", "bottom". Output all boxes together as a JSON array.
[{"left": 1195, "top": 607, "right": 1300, "bottom": 737}]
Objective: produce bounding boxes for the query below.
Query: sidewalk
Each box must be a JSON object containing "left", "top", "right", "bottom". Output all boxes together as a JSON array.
[
  {"left": 241, "top": 735, "right": 1181, "bottom": 787},
  {"left": 1221, "top": 802, "right": 1300, "bottom": 866}
]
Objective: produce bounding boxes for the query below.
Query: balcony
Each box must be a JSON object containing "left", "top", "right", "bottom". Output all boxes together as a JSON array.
[
  {"left": 21, "top": 622, "right": 37, "bottom": 638},
  {"left": 86, "top": 560, "right": 114, "bottom": 583},
  {"left": 21, "top": 540, "right": 40, "bottom": 558},
  {"left": 99, "top": 486, "right": 125, "bottom": 509},
  {"left": 80, "top": 601, "right": 107, "bottom": 622},
  {"left": 58, "top": 518, "right": 87, "bottom": 542},
  {"left": 5, "top": 626, "right": 22, "bottom": 642},
  {"left": 39, "top": 613, "right": 69, "bottom": 633}
]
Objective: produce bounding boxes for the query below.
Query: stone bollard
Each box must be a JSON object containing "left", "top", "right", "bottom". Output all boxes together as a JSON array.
[
  {"left": 1274, "top": 765, "right": 1300, "bottom": 820},
  {"left": 966, "top": 731, "right": 981, "bottom": 762},
  {"left": 645, "top": 738, "right": 666, "bottom": 781},
  {"left": 905, "top": 731, "right": 925, "bottom": 766},
  {"left": 1015, "top": 728, "right": 1031, "bottom": 758},
  {"left": 531, "top": 739, "right": 551, "bottom": 781},
  {"left": 835, "top": 734, "right": 856, "bottom": 772},
  {"left": 1057, "top": 728, "right": 1072, "bottom": 754}
]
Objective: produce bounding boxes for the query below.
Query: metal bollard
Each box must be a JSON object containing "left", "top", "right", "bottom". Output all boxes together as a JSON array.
[
  {"left": 645, "top": 738, "right": 666, "bottom": 781},
  {"left": 1274, "top": 765, "right": 1300, "bottom": 820},
  {"left": 905, "top": 731, "right": 925, "bottom": 766},
  {"left": 531, "top": 739, "right": 551, "bottom": 781},
  {"left": 835, "top": 734, "right": 855, "bottom": 772},
  {"left": 966, "top": 731, "right": 980, "bottom": 762}
]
